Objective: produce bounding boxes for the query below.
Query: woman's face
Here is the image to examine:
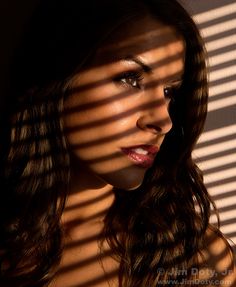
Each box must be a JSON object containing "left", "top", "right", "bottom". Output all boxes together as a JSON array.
[{"left": 63, "top": 13, "right": 185, "bottom": 190}]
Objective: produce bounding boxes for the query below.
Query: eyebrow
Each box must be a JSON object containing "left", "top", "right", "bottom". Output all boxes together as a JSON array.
[
  {"left": 120, "top": 55, "right": 184, "bottom": 82},
  {"left": 121, "top": 55, "right": 153, "bottom": 74}
]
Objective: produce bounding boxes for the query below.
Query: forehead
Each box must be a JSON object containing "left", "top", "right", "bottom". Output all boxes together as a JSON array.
[{"left": 91, "top": 13, "right": 185, "bottom": 67}]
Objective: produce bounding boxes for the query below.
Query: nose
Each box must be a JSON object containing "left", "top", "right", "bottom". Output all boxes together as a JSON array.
[{"left": 136, "top": 95, "right": 173, "bottom": 135}]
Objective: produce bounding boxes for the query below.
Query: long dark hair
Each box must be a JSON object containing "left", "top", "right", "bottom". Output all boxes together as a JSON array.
[{"left": 1, "top": 0, "right": 215, "bottom": 286}]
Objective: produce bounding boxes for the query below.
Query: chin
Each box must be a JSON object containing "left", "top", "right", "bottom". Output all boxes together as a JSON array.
[
  {"left": 100, "top": 166, "right": 146, "bottom": 190},
  {"left": 113, "top": 180, "right": 142, "bottom": 190}
]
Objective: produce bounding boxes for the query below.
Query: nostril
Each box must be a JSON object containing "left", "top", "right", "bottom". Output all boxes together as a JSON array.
[
  {"left": 136, "top": 114, "right": 172, "bottom": 134},
  {"left": 146, "top": 124, "right": 161, "bottom": 133}
]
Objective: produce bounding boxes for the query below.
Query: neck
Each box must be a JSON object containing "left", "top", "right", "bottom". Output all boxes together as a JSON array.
[
  {"left": 51, "top": 167, "right": 119, "bottom": 287},
  {"left": 61, "top": 164, "right": 115, "bottom": 239}
]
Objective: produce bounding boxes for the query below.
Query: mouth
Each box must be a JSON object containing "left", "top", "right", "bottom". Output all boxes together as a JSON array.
[{"left": 121, "top": 144, "right": 159, "bottom": 168}]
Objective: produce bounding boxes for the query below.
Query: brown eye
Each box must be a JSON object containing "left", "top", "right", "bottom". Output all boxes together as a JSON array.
[
  {"left": 164, "top": 80, "right": 182, "bottom": 102},
  {"left": 164, "top": 86, "right": 175, "bottom": 101},
  {"left": 121, "top": 77, "right": 139, "bottom": 88},
  {"left": 114, "top": 71, "right": 144, "bottom": 89}
]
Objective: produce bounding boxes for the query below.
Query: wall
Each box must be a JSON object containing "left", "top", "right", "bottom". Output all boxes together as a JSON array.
[{"left": 181, "top": 0, "right": 236, "bottom": 249}]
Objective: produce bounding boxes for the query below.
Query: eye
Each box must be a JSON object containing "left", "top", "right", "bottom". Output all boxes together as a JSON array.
[
  {"left": 114, "top": 70, "right": 144, "bottom": 89},
  {"left": 164, "top": 86, "right": 175, "bottom": 101},
  {"left": 164, "top": 82, "right": 182, "bottom": 103}
]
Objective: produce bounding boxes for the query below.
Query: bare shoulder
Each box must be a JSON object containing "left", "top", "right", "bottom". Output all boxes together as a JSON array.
[{"left": 197, "top": 225, "right": 236, "bottom": 286}]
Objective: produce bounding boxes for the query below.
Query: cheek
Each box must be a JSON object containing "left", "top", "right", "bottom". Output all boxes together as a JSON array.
[
  {"left": 63, "top": 85, "right": 146, "bottom": 189},
  {"left": 63, "top": 84, "right": 140, "bottom": 157},
  {"left": 64, "top": 109, "right": 146, "bottom": 190},
  {"left": 64, "top": 103, "right": 133, "bottom": 153},
  {"left": 65, "top": 127, "right": 147, "bottom": 190}
]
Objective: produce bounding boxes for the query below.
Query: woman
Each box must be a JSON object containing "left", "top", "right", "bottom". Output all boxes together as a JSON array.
[{"left": 0, "top": 0, "right": 235, "bottom": 286}]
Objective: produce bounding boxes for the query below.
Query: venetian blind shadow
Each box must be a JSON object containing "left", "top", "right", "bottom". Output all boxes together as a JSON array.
[{"left": 188, "top": 1, "right": 236, "bottom": 253}]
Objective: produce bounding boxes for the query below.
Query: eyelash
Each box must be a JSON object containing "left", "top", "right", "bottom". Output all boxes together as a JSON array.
[
  {"left": 114, "top": 70, "right": 144, "bottom": 89},
  {"left": 163, "top": 85, "right": 180, "bottom": 103},
  {"left": 114, "top": 70, "right": 181, "bottom": 102}
]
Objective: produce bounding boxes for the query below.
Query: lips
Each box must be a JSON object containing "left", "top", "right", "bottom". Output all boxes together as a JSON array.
[{"left": 121, "top": 144, "right": 159, "bottom": 168}]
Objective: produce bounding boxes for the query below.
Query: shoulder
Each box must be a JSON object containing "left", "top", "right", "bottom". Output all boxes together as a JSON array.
[{"left": 197, "top": 225, "right": 236, "bottom": 287}]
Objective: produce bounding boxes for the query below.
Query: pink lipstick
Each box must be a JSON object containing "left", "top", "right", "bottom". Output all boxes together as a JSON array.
[{"left": 121, "top": 145, "right": 159, "bottom": 168}]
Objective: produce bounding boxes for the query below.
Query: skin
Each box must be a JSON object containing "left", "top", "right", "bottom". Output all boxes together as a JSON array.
[
  {"left": 49, "top": 13, "right": 236, "bottom": 287},
  {"left": 63, "top": 14, "right": 185, "bottom": 192}
]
